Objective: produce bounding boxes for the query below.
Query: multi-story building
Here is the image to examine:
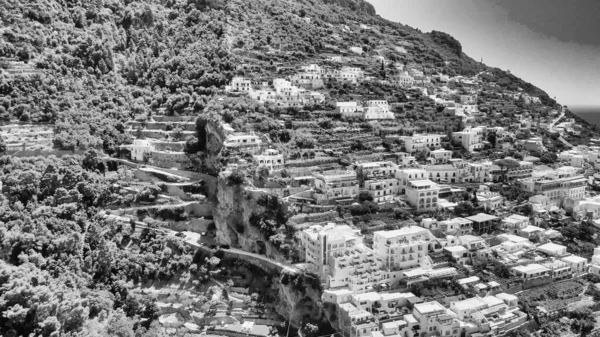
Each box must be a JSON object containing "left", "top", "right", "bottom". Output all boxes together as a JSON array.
[
  {"left": 561, "top": 255, "right": 587, "bottom": 275},
  {"left": 523, "top": 137, "right": 545, "bottom": 152},
  {"left": 521, "top": 174, "right": 587, "bottom": 207},
  {"left": 225, "top": 76, "right": 252, "bottom": 92},
  {"left": 465, "top": 213, "right": 499, "bottom": 234},
  {"left": 438, "top": 218, "right": 474, "bottom": 235},
  {"left": 413, "top": 301, "right": 462, "bottom": 337},
  {"left": 223, "top": 133, "right": 263, "bottom": 154},
  {"left": 501, "top": 214, "right": 530, "bottom": 232},
  {"left": 327, "top": 247, "right": 388, "bottom": 293},
  {"left": 393, "top": 72, "right": 415, "bottom": 87},
  {"left": 301, "top": 223, "right": 362, "bottom": 279},
  {"left": 313, "top": 170, "right": 360, "bottom": 203},
  {"left": 405, "top": 180, "right": 439, "bottom": 212},
  {"left": 590, "top": 247, "right": 600, "bottom": 276},
  {"left": 356, "top": 161, "right": 398, "bottom": 182},
  {"left": 129, "top": 139, "right": 153, "bottom": 162},
  {"left": 399, "top": 134, "right": 443, "bottom": 153},
  {"left": 337, "top": 102, "right": 365, "bottom": 119},
  {"left": 351, "top": 292, "right": 416, "bottom": 315},
  {"left": 490, "top": 160, "right": 534, "bottom": 182},
  {"left": 428, "top": 149, "right": 452, "bottom": 164},
  {"left": 449, "top": 295, "right": 527, "bottom": 336},
  {"left": 395, "top": 169, "right": 428, "bottom": 190},
  {"left": 253, "top": 148, "right": 284, "bottom": 171},
  {"left": 364, "top": 178, "right": 401, "bottom": 203},
  {"left": 338, "top": 303, "right": 379, "bottom": 337},
  {"left": 452, "top": 127, "right": 485, "bottom": 152},
  {"left": 425, "top": 164, "right": 459, "bottom": 183},
  {"left": 364, "top": 100, "right": 395, "bottom": 120},
  {"left": 476, "top": 190, "right": 504, "bottom": 211},
  {"left": 372, "top": 226, "right": 434, "bottom": 271}
]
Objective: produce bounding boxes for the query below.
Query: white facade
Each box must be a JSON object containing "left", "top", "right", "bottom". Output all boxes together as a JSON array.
[
  {"left": 405, "top": 180, "right": 439, "bottom": 212},
  {"left": 365, "top": 178, "right": 401, "bottom": 203},
  {"left": 313, "top": 170, "right": 360, "bottom": 202},
  {"left": 400, "top": 134, "right": 442, "bottom": 153},
  {"left": 129, "top": 139, "right": 153, "bottom": 162},
  {"left": 372, "top": 226, "right": 434, "bottom": 271},
  {"left": 453, "top": 127, "right": 484, "bottom": 152},
  {"left": 301, "top": 223, "right": 362, "bottom": 278},
  {"left": 254, "top": 149, "right": 284, "bottom": 171}
]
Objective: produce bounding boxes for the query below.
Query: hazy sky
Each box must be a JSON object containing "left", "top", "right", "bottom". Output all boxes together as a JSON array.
[{"left": 369, "top": 0, "right": 600, "bottom": 108}]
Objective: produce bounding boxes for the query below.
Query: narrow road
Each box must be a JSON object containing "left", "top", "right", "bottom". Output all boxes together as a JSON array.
[
  {"left": 111, "top": 201, "right": 196, "bottom": 212},
  {"left": 123, "top": 219, "right": 301, "bottom": 275}
]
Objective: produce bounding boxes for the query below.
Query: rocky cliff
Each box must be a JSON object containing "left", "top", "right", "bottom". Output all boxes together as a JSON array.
[
  {"left": 274, "top": 273, "right": 333, "bottom": 329},
  {"left": 214, "top": 177, "right": 290, "bottom": 262}
]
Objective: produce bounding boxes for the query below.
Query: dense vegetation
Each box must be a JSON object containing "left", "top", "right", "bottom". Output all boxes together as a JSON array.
[{"left": 0, "top": 0, "right": 579, "bottom": 335}]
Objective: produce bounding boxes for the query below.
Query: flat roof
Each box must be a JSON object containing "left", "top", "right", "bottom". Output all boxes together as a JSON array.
[
  {"left": 414, "top": 301, "right": 445, "bottom": 314},
  {"left": 353, "top": 292, "right": 381, "bottom": 302},
  {"left": 519, "top": 225, "right": 544, "bottom": 233},
  {"left": 374, "top": 226, "right": 430, "bottom": 239},
  {"left": 457, "top": 276, "right": 480, "bottom": 285},
  {"left": 538, "top": 242, "right": 567, "bottom": 253},
  {"left": 410, "top": 179, "right": 436, "bottom": 187},
  {"left": 452, "top": 298, "right": 486, "bottom": 311},
  {"left": 495, "top": 293, "right": 517, "bottom": 301},
  {"left": 466, "top": 213, "right": 498, "bottom": 223},
  {"left": 561, "top": 255, "right": 587, "bottom": 263},
  {"left": 503, "top": 214, "right": 529, "bottom": 222},
  {"left": 445, "top": 246, "right": 468, "bottom": 253},
  {"left": 512, "top": 263, "right": 550, "bottom": 274}
]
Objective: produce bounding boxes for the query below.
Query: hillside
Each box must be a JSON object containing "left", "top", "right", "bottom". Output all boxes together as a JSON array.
[
  {"left": 0, "top": 0, "right": 589, "bottom": 336},
  {"left": 0, "top": 0, "right": 562, "bottom": 150}
]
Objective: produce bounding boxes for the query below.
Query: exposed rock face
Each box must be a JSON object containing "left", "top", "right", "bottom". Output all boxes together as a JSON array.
[
  {"left": 274, "top": 274, "right": 332, "bottom": 328},
  {"left": 203, "top": 120, "right": 227, "bottom": 174},
  {"left": 214, "top": 178, "right": 289, "bottom": 262}
]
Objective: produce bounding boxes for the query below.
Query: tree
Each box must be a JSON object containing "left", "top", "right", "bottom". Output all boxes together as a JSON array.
[
  {"left": 82, "top": 149, "right": 101, "bottom": 172},
  {"left": 487, "top": 132, "right": 497, "bottom": 148},
  {"left": 184, "top": 136, "right": 200, "bottom": 154},
  {"left": 318, "top": 119, "right": 333, "bottom": 129},
  {"left": 358, "top": 191, "right": 373, "bottom": 203},
  {"left": 0, "top": 136, "right": 6, "bottom": 153},
  {"left": 257, "top": 166, "right": 270, "bottom": 183},
  {"left": 415, "top": 150, "right": 429, "bottom": 162},
  {"left": 494, "top": 158, "right": 520, "bottom": 182},
  {"left": 540, "top": 152, "right": 557, "bottom": 164},
  {"left": 227, "top": 170, "right": 246, "bottom": 186},
  {"left": 171, "top": 127, "right": 184, "bottom": 141},
  {"left": 454, "top": 201, "right": 475, "bottom": 216}
]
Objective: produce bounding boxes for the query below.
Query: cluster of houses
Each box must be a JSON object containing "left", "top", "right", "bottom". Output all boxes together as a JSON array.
[{"left": 300, "top": 215, "right": 592, "bottom": 337}]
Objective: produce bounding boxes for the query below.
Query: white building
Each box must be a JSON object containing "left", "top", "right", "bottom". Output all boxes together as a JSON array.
[
  {"left": 337, "top": 102, "right": 365, "bottom": 119},
  {"left": 129, "top": 139, "right": 153, "bottom": 162},
  {"left": 428, "top": 149, "right": 452, "bottom": 164},
  {"left": 400, "top": 134, "right": 443, "bottom": 153},
  {"left": 589, "top": 247, "right": 600, "bottom": 276},
  {"left": 405, "top": 180, "right": 439, "bottom": 212},
  {"left": 254, "top": 148, "right": 284, "bottom": 171},
  {"left": 313, "top": 170, "right": 360, "bottom": 203},
  {"left": 223, "top": 133, "right": 262, "bottom": 153},
  {"left": 301, "top": 223, "right": 362, "bottom": 278},
  {"left": 372, "top": 226, "right": 434, "bottom": 271},
  {"left": 226, "top": 76, "right": 252, "bottom": 92},
  {"left": 364, "top": 178, "right": 401, "bottom": 203},
  {"left": 452, "top": 127, "right": 484, "bottom": 152},
  {"left": 364, "top": 100, "right": 394, "bottom": 120}
]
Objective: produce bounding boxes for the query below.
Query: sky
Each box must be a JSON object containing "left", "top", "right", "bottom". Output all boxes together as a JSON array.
[{"left": 369, "top": 0, "right": 600, "bottom": 109}]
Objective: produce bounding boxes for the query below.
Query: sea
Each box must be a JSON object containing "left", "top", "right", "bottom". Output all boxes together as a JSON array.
[{"left": 571, "top": 106, "right": 600, "bottom": 127}]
